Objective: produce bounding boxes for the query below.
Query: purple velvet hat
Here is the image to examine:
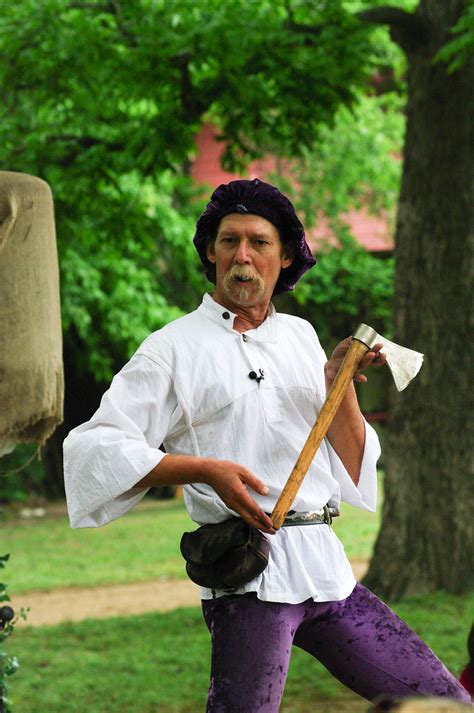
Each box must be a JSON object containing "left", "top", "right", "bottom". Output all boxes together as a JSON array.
[{"left": 193, "top": 178, "right": 316, "bottom": 294}]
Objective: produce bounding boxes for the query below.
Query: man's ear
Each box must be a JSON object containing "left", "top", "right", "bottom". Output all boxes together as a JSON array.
[
  {"left": 281, "top": 245, "right": 294, "bottom": 270},
  {"left": 206, "top": 242, "right": 216, "bottom": 264}
]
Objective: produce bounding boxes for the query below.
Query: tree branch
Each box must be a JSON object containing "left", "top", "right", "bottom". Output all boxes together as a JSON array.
[
  {"left": 68, "top": 2, "right": 110, "bottom": 10},
  {"left": 106, "top": 1, "right": 138, "bottom": 47},
  {"left": 286, "top": 21, "right": 323, "bottom": 39},
  {"left": 47, "top": 134, "right": 124, "bottom": 153},
  {"left": 283, "top": 0, "right": 322, "bottom": 38},
  {"left": 67, "top": 1, "right": 138, "bottom": 47},
  {"left": 172, "top": 51, "right": 208, "bottom": 118},
  {"left": 357, "top": 6, "right": 432, "bottom": 53}
]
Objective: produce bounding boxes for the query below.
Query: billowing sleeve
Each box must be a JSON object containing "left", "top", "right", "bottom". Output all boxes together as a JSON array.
[
  {"left": 63, "top": 353, "right": 180, "bottom": 528},
  {"left": 305, "top": 322, "right": 381, "bottom": 512},
  {"left": 327, "top": 420, "right": 380, "bottom": 512}
]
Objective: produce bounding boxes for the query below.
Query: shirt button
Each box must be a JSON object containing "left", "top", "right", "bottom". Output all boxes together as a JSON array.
[
  {"left": 222, "top": 311, "right": 230, "bottom": 320},
  {"left": 242, "top": 334, "right": 248, "bottom": 342}
]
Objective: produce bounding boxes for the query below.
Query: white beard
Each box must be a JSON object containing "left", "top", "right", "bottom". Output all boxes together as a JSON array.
[{"left": 223, "top": 265, "right": 265, "bottom": 303}]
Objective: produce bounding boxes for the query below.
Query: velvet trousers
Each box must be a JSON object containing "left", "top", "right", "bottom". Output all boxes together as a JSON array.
[{"left": 202, "top": 584, "right": 470, "bottom": 712}]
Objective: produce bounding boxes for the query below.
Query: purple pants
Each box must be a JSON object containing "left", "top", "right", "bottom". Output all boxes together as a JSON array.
[{"left": 202, "top": 584, "right": 470, "bottom": 712}]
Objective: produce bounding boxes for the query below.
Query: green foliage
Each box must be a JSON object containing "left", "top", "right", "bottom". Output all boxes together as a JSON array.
[
  {"left": 0, "top": 554, "right": 10, "bottom": 604},
  {"left": 0, "top": 0, "right": 410, "bottom": 500},
  {"left": 286, "top": 229, "right": 394, "bottom": 344},
  {"left": 276, "top": 89, "right": 400, "bottom": 347},
  {"left": 0, "top": 0, "right": 403, "bottom": 383},
  {"left": 0, "top": 446, "right": 44, "bottom": 506},
  {"left": 59, "top": 172, "right": 205, "bottom": 380},
  {"left": 0, "top": 0, "right": 378, "bottom": 171},
  {"left": 0, "top": 555, "right": 27, "bottom": 713},
  {"left": 0, "top": 471, "right": 30, "bottom": 507},
  {"left": 289, "top": 91, "right": 404, "bottom": 222},
  {"left": 435, "top": 0, "right": 474, "bottom": 72},
  {"left": 0, "top": 0, "right": 368, "bottom": 381},
  {"left": 272, "top": 89, "right": 402, "bottom": 347},
  {"left": 206, "top": 1, "right": 374, "bottom": 168}
]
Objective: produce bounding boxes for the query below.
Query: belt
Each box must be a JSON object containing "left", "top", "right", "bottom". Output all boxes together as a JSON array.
[{"left": 267, "top": 505, "right": 340, "bottom": 527}]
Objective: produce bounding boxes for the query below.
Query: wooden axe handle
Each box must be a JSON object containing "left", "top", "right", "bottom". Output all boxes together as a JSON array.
[{"left": 271, "top": 338, "right": 370, "bottom": 530}]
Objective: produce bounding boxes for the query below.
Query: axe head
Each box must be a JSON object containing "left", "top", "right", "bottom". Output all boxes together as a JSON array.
[{"left": 353, "top": 324, "right": 424, "bottom": 391}]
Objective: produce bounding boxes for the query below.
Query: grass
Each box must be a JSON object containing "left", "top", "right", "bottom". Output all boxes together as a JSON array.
[
  {"left": 332, "top": 499, "right": 381, "bottom": 559},
  {"left": 2, "top": 482, "right": 472, "bottom": 712},
  {"left": 1, "top": 493, "right": 381, "bottom": 594},
  {"left": 8, "top": 592, "right": 473, "bottom": 713},
  {"left": 1, "top": 499, "right": 191, "bottom": 592}
]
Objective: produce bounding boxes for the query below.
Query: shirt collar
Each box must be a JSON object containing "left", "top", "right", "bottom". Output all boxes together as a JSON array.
[{"left": 199, "top": 293, "right": 278, "bottom": 344}]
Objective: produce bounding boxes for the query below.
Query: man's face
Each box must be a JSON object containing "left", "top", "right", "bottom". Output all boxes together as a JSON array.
[{"left": 206, "top": 213, "right": 293, "bottom": 310}]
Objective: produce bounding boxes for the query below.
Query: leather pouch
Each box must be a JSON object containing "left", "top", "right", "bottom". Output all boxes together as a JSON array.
[{"left": 180, "top": 517, "right": 270, "bottom": 590}]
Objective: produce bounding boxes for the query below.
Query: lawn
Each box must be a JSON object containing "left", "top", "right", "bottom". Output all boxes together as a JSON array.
[
  {"left": 8, "top": 592, "right": 473, "bottom": 713},
  {"left": 1, "top": 499, "right": 192, "bottom": 592},
  {"left": 2, "top": 485, "right": 472, "bottom": 712}
]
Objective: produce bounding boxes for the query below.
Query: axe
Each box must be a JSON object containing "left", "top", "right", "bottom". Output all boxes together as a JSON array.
[{"left": 271, "top": 324, "right": 424, "bottom": 530}]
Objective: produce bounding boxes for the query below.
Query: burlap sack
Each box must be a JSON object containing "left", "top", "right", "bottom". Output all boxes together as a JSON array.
[{"left": 0, "top": 171, "right": 64, "bottom": 455}]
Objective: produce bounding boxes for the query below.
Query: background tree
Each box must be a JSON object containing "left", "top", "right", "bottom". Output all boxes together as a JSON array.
[
  {"left": 0, "top": 0, "right": 471, "bottom": 597},
  {"left": 357, "top": 0, "right": 473, "bottom": 598},
  {"left": 277, "top": 89, "right": 403, "bottom": 344},
  {"left": 0, "top": 0, "right": 392, "bottom": 493}
]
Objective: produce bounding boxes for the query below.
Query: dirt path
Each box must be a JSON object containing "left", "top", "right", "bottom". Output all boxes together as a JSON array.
[{"left": 11, "top": 559, "right": 369, "bottom": 628}]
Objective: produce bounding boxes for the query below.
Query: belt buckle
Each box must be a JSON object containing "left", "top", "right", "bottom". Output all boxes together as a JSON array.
[
  {"left": 283, "top": 509, "right": 324, "bottom": 526},
  {"left": 323, "top": 505, "right": 332, "bottom": 526}
]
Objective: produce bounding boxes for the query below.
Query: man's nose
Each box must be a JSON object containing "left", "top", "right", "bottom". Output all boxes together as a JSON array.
[{"left": 234, "top": 239, "right": 252, "bottom": 263}]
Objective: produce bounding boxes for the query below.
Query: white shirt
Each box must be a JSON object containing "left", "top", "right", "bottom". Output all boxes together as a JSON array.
[{"left": 63, "top": 293, "right": 380, "bottom": 603}]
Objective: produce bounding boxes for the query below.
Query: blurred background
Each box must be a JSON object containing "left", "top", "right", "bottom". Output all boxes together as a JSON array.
[{"left": 0, "top": 1, "right": 472, "bottom": 711}]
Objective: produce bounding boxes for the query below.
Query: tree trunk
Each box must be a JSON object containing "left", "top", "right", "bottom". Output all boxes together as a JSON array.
[{"left": 364, "top": 0, "right": 474, "bottom": 599}]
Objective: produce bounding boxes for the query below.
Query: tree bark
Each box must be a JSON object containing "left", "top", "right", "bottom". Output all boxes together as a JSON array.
[{"left": 363, "top": 0, "right": 474, "bottom": 599}]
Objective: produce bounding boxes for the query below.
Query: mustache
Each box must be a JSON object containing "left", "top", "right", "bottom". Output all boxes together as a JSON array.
[
  {"left": 222, "top": 264, "right": 265, "bottom": 299},
  {"left": 225, "top": 265, "right": 263, "bottom": 284}
]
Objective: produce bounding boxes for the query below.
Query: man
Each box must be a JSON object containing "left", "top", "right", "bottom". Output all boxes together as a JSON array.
[{"left": 63, "top": 179, "right": 470, "bottom": 711}]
